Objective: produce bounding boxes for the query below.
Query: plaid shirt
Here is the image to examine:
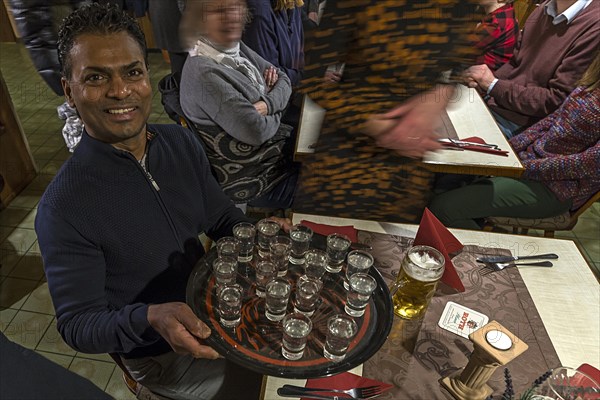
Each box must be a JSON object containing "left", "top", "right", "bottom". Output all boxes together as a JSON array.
[{"left": 472, "top": 4, "right": 519, "bottom": 70}]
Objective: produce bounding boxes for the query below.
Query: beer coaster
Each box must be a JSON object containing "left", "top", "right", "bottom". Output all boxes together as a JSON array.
[{"left": 438, "top": 301, "right": 489, "bottom": 339}]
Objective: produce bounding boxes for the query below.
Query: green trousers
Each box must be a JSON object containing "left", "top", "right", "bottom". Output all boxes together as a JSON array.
[{"left": 429, "top": 177, "right": 572, "bottom": 230}]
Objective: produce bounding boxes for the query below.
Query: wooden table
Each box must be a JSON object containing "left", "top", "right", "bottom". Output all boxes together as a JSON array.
[
  {"left": 261, "top": 213, "right": 599, "bottom": 399},
  {"left": 294, "top": 85, "right": 525, "bottom": 178}
]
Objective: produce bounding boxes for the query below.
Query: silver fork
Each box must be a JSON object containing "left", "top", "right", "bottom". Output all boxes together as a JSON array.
[
  {"left": 478, "top": 261, "right": 553, "bottom": 276},
  {"left": 278, "top": 384, "right": 384, "bottom": 399}
]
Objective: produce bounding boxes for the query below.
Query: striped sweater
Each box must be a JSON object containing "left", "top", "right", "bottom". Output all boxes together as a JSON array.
[{"left": 510, "top": 86, "right": 600, "bottom": 210}]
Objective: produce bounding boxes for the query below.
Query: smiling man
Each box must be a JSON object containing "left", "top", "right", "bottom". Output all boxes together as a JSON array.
[{"left": 34, "top": 3, "right": 273, "bottom": 399}]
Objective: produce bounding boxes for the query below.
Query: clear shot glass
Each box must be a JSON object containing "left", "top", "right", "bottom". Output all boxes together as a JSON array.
[
  {"left": 265, "top": 278, "right": 291, "bottom": 322},
  {"left": 325, "top": 233, "right": 351, "bottom": 273},
  {"left": 233, "top": 222, "right": 256, "bottom": 263},
  {"left": 323, "top": 314, "right": 358, "bottom": 362},
  {"left": 281, "top": 312, "right": 313, "bottom": 360},
  {"left": 289, "top": 224, "right": 313, "bottom": 265}
]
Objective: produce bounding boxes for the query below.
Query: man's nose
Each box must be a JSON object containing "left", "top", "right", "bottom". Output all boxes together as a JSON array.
[{"left": 107, "top": 76, "right": 131, "bottom": 99}]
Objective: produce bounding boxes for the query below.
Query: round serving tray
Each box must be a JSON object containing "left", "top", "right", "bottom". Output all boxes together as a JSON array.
[{"left": 186, "top": 246, "right": 393, "bottom": 378}]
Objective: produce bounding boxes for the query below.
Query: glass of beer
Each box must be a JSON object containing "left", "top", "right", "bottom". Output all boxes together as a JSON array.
[{"left": 391, "top": 245, "right": 444, "bottom": 320}]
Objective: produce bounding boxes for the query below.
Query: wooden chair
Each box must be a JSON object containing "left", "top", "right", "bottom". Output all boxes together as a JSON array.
[{"left": 484, "top": 192, "right": 600, "bottom": 238}]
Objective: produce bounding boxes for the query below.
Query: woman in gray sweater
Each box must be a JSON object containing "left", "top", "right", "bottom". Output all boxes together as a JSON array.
[{"left": 179, "top": 0, "right": 298, "bottom": 207}]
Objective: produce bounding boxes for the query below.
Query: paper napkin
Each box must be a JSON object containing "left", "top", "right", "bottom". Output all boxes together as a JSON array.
[
  {"left": 303, "top": 371, "right": 392, "bottom": 400},
  {"left": 575, "top": 363, "right": 600, "bottom": 387},
  {"left": 413, "top": 208, "right": 465, "bottom": 292},
  {"left": 300, "top": 220, "right": 359, "bottom": 243}
]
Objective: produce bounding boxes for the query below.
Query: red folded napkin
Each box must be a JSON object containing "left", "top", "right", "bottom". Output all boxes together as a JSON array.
[
  {"left": 575, "top": 363, "right": 600, "bottom": 388},
  {"left": 441, "top": 136, "right": 509, "bottom": 156},
  {"left": 300, "top": 220, "right": 359, "bottom": 243},
  {"left": 413, "top": 208, "right": 465, "bottom": 292},
  {"left": 304, "top": 371, "right": 393, "bottom": 400}
]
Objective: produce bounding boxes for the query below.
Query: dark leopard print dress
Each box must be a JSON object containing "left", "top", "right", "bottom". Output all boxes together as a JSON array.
[{"left": 293, "top": 0, "right": 478, "bottom": 223}]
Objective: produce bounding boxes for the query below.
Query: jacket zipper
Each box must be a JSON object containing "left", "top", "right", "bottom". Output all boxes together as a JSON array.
[
  {"left": 145, "top": 169, "right": 160, "bottom": 191},
  {"left": 128, "top": 152, "right": 183, "bottom": 251}
]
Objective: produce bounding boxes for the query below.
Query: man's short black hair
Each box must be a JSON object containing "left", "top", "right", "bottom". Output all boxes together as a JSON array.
[{"left": 58, "top": 2, "right": 148, "bottom": 79}]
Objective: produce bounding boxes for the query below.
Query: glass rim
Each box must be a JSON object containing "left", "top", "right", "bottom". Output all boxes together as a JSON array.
[
  {"left": 405, "top": 245, "right": 445, "bottom": 271},
  {"left": 233, "top": 221, "right": 255, "bottom": 227},
  {"left": 266, "top": 277, "right": 291, "bottom": 288},
  {"left": 327, "top": 313, "right": 358, "bottom": 329},
  {"left": 213, "top": 255, "right": 237, "bottom": 265},
  {"left": 217, "top": 282, "right": 242, "bottom": 295},
  {"left": 216, "top": 236, "right": 241, "bottom": 244},
  {"left": 257, "top": 218, "right": 280, "bottom": 226},
  {"left": 283, "top": 312, "right": 313, "bottom": 325},
  {"left": 548, "top": 366, "right": 600, "bottom": 389},
  {"left": 347, "top": 249, "right": 373, "bottom": 259},
  {"left": 271, "top": 235, "right": 292, "bottom": 244},
  {"left": 256, "top": 260, "right": 277, "bottom": 270},
  {"left": 291, "top": 224, "right": 313, "bottom": 233},
  {"left": 327, "top": 232, "right": 350, "bottom": 240}
]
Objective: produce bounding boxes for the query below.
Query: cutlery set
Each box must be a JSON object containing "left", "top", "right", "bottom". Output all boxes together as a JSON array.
[
  {"left": 439, "top": 137, "right": 501, "bottom": 150},
  {"left": 476, "top": 253, "right": 558, "bottom": 275},
  {"left": 277, "top": 384, "right": 384, "bottom": 399}
]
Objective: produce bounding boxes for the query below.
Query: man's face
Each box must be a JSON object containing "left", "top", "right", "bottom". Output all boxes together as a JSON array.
[{"left": 62, "top": 32, "right": 152, "bottom": 146}]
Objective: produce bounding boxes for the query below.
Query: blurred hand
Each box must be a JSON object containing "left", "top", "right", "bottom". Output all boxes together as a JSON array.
[
  {"left": 324, "top": 70, "right": 342, "bottom": 83},
  {"left": 147, "top": 302, "right": 220, "bottom": 359},
  {"left": 253, "top": 100, "right": 268, "bottom": 116},
  {"left": 263, "top": 66, "right": 279, "bottom": 90},
  {"left": 464, "top": 64, "right": 496, "bottom": 92},
  {"left": 364, "top": 86, "right": 451, "bottom": 158},
  {"left": 267, "top": 216, "right": 293, "bottom": 233}
]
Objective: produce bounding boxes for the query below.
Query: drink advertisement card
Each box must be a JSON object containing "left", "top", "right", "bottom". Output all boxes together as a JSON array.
[{"left": 438, "top": 301, "right": 489, "bottom": 339}]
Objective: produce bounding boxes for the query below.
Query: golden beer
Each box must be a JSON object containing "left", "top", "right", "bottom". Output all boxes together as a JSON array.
[{"left": 392, "top": 246, "right": 445, "bottom": 320}]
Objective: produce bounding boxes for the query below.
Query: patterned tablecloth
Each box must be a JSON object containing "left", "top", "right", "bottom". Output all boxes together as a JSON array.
[{"left": 358, "top": 231, "right": 561, "bottom": 399}]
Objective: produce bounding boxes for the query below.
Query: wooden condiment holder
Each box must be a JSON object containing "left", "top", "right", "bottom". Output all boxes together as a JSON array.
[{"left": 440, "top": 320, "right": 529, "bottom": 400}]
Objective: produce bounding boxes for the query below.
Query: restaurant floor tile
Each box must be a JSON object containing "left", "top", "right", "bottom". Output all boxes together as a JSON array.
[
  {"left": 36, "top": 319, "right": 77, "bottom": 356},
  {"left": 1, "top": 38, "right": 599, "bottom": 397},
  {"left": 37, "top": 350, "right": 75, "bottom": 369},
  {"left": 3, "top": 310, "right": 54, "bottom": 350},
  {"left": 68, "top": 357, "right": 117, "bottom": 391}
]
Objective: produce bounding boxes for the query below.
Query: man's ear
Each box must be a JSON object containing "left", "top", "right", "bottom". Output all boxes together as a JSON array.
[{"left": 61, "top": 77, "right": 75, "bottom": 108}]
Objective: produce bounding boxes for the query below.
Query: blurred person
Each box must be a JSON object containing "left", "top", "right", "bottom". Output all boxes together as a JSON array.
[
  {"left": 292, "top": 0, "right": 479, "bottom": 223},
  {"left": 179, "top": 0, "right": 299, "bottom": 209},
  {"left": 148, "top": 0, "right": 188, "bottom": 77},
  {"left": 431, "top": 51, "right": 600, "bottom": 230},
  {"left": 471, "top": 0, "right": 519, "bottom": 71},
  {"left": 243, "top": 0, "right": 305, "bottom": 129},
  {"left": 465, "top": 0, "right": 599, "bottom": 138},
  {"left": 301, "top": 0, "right": 319, "bottom": 29},
  {"left": 7, "top": 0, "right": 88, "bottom": 151},
  {"left": 243, "top": 0, "right": 304, "bottom": 86},
  {"left": 35, "top": 4, "right": 289, "bottom": 399}
]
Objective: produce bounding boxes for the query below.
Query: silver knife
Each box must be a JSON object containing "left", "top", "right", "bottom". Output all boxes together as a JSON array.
[
  {"left": 477, "top": 253, "right": 558, "bottom": 263},
  {"left": 277, "top": 387, "right": 341, "bottom": 400}
]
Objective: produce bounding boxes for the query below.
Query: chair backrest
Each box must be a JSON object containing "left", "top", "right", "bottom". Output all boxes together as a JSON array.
[
  {"left": 157, "top": 72, "right": 185, "bottom": 125},
  {"left": 570, "top": 191, "right": 600, "bottom": 222}
]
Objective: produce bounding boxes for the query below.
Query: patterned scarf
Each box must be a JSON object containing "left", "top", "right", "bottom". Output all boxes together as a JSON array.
[{"left": 190, "top": 38, "right": 266, "bottom": 94}]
